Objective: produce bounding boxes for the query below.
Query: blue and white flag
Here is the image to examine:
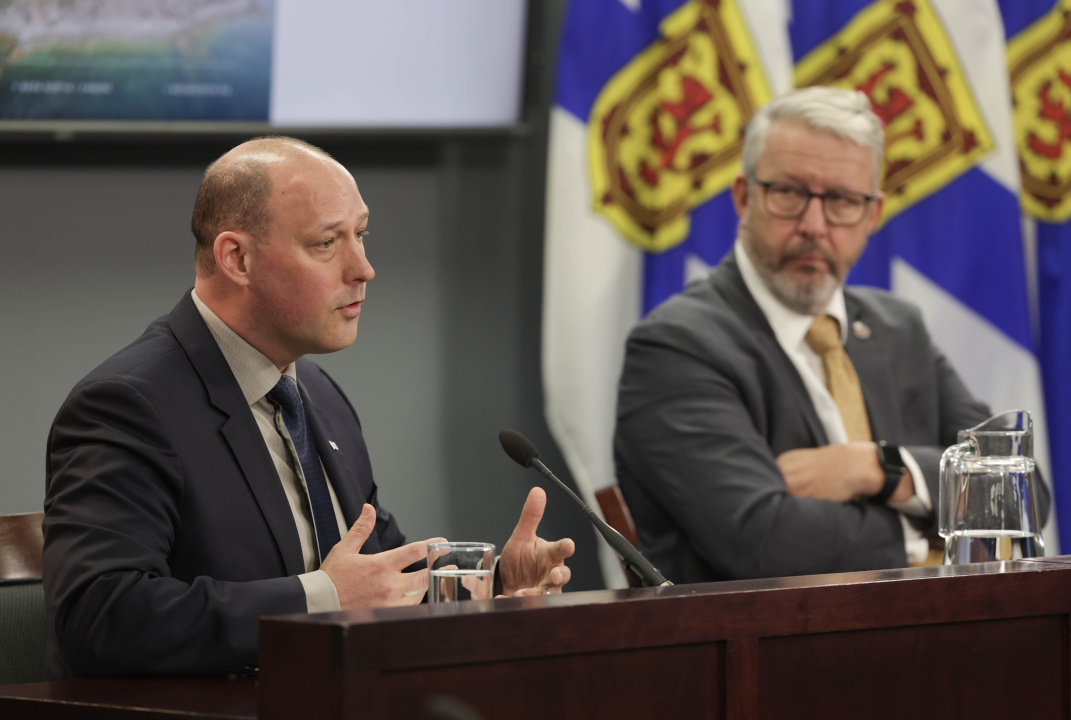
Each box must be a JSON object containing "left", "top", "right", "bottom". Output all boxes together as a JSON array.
[
  {"left": 791, "top": 0, "right": 1056, "bottom": 548},
  {"left": 543, "top": 0, "right": 794, "bottom": 586},
  {"left": 1001, "top": 0, "right": 1071, "bottom": 550}
]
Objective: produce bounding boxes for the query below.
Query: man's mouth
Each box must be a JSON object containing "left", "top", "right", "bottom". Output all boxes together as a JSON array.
[
  {"left": 785, "top": 255, "right": 828, "bottom": 270},
  {"left": 780, "top": 245, "right": 834, "bottom": 275}
]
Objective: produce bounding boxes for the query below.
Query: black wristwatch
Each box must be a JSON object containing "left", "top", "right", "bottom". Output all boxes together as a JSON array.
[{"left": 874, "top": 441, "right": 907, "bottom": 504}]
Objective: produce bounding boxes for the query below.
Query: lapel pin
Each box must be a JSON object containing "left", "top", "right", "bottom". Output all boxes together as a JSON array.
[
  {"left": 329, "top": 441, "right": 339, "bottom": 451},
  {"left": 852, "top": 321, "right": 871, "bottom": 340}
]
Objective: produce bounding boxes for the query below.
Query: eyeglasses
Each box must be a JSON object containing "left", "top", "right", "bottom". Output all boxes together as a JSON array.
[{"left": 752, "top": 177, "right": 877, "bottom": 227}]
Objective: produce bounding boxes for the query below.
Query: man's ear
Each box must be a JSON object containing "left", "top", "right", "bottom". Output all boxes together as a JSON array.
[
  {"left": 213, "top": 231, "right": 254, "bottom": 287},
  {"left": 731, "top": 174, "right": 750, "bottom": 218},
  {"left": 864, "top": 193, "right": 885, "bottom": 235}
]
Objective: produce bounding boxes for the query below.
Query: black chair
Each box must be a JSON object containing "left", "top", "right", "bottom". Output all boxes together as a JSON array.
[{"left": 0, "top": 512, "right": 46, "bottom": 686}]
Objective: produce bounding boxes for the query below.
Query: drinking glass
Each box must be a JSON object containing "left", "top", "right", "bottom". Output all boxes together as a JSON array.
[{"left": 427, "top": 542, "right": 495, "bottom": 603}]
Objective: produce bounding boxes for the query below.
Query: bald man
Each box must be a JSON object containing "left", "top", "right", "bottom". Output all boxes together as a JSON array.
[{"left": 43, "top": 137, "right": 574, "bottom": 679}]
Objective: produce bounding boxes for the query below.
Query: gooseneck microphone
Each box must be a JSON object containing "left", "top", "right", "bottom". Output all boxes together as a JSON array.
[{"left": 498, "top": 429, "right": 672, "bottom": 588}]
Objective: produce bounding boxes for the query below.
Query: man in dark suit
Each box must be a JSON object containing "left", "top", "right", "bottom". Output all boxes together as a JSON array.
[
  {"left": 614, "top": 87, "right": 1029, "bottom": 584},
  {"left": 43, "top": 137, "right": 574, "bottom": 679}
]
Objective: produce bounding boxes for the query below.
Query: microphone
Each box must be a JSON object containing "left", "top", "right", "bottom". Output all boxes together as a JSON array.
[{"left": 498, "top": 429, "right": 672, "bottom": 588}]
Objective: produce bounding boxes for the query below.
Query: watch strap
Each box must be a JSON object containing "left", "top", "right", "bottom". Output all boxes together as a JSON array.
[{"left": 873, "top": 441, "right": 906, "bottom": 504}]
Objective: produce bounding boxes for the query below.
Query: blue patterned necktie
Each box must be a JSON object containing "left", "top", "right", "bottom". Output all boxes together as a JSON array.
[{"left": 268, "top": 375, "right": 341, "bottom": 563}]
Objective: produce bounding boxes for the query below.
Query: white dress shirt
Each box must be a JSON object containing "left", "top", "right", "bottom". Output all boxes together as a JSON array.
[{"left": 733, "top": 242, "right": 931, "bottom": 564}]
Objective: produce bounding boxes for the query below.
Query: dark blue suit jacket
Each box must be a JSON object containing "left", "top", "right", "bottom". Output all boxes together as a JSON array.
[{"left": 43, "top": 292, "right": 406, "bottom": 678}]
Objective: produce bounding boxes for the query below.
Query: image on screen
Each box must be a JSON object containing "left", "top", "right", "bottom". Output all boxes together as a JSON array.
[{"left": 0, "top": 0, "right": 274, "bottom": 121}]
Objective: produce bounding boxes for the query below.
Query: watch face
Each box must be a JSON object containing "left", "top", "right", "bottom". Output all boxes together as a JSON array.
[{"left": 879, "top": 443, "right": 905, "bottom": 471}]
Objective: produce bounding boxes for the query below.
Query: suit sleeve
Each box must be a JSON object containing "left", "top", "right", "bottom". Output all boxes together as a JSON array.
[
  {"left": 615, "top": 331, "right": 906, "bottom": 581},
  {"left": 44, "top": 379, "right": 306, "bottom": 678}
]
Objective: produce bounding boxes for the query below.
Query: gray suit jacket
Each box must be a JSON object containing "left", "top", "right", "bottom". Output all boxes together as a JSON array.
[{"left": 614, "top": 253, "right": 995, "bottom": 584}]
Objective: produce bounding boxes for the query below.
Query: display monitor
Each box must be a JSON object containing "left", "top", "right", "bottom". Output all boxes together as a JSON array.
[{"left": 0, "top": 0, "right": 529, "bottom": 134}]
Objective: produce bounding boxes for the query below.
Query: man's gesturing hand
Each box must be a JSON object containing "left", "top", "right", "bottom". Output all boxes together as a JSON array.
[
  {"left": 320, "top": 504, "right": 446, "bottom": 610},
  {"left": 498, "top": 487, "right": 575, "bottom": 597}
]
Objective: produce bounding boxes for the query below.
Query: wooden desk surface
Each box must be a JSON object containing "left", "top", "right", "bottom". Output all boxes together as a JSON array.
[{"left": 0, "top": 677, "right": 256, "bottom": 719}]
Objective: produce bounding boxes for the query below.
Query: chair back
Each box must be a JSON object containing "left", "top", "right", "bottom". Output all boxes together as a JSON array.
[
  {"left": 0, "top": 512, "right": 46, "bottom": 686},
  {"left": 595, "top": 485, "right": 638, "bottom": 548},
  {"left": 0, "top": 512, "right": 44, "bottom": 581}
]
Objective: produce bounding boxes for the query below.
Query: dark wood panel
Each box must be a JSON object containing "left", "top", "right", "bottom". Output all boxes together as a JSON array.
[
  {"left": 757, "top": 615, "right": 1069, "bottom": 719},
  {"left": 259, "top": 559, "right": 1071, "bottom": 719},
  {"left": 367, "top": 643, "right": 725, "bottom": 719},
  {"left": 727, "top": 637, "right": 759, "bottom": 720}
]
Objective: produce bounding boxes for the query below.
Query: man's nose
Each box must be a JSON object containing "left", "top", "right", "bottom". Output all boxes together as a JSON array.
[
  {"left": 347, "top": 239, "right": 375, "bottom": 282},
  {"left": 797, "top": 194, "right": 829, "bottom": 234}
]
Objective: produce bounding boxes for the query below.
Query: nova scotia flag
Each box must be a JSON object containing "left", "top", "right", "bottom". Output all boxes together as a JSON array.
[{"left": 543, "top": 0, "right": 794, "bottom": 586}]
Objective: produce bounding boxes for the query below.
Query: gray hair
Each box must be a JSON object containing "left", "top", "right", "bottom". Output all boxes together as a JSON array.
[{"left": 740, "top": 86, "right": 885, "bottom": 191}]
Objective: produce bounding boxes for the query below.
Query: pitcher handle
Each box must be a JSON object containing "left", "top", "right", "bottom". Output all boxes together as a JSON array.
[{"left": 939, "top": 437, "right": 978, "bottom": 539}]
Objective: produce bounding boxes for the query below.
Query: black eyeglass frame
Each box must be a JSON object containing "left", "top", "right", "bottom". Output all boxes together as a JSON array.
[{"left": 750, "top": 176, "right": 879, "bottom": 227}]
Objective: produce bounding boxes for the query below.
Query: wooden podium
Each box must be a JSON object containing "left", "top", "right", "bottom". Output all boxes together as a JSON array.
[
  {"left": 2, "top": 558, "right": 1070, "bottom": 719},
  {"left": 259, "top": 557, "right": 1071, "bottom": 719}
]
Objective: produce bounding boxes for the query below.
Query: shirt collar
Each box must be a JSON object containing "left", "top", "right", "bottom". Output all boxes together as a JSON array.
[
  {"left": 191, "top": 289, "right": 297, "bottom": 406},
  {"left": 733, "top": 240, "right": 848, "bottom": 349}
]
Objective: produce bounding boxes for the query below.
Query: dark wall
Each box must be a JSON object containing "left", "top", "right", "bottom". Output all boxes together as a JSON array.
[{"left": 0, "top": 0, "right": 603, "bottom": 590}]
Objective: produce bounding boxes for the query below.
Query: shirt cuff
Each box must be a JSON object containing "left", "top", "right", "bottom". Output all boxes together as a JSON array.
[
  {"left": 899, "top": 513, "right": 931, "bottom": 565},
  {"left": 888, "top": 447, "right": 930, "bottom": 517},
  {"left": 298, "top": 569, "right": 341, "bottom": 614}
]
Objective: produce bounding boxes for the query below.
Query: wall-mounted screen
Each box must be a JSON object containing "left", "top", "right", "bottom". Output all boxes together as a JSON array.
[{"left": 0, "top": 0, "right": 528, "bottom": 132}]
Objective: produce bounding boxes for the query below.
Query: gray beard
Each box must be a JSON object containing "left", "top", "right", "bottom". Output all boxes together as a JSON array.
[
  {"left": 764, "top": 267, "right": 838, "bottom": 315},
  {"left": 745, "top": 237, "right": 840, "bottom": 315}
]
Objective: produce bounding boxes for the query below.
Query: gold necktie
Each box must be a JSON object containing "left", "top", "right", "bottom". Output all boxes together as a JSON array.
[{"left": 805, "top": 315, "right": 872, "bottom": 443}]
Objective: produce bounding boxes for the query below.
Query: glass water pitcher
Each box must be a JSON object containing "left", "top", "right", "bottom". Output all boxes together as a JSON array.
[{"left": 939, "top": 410, "right": 1044, "bottom": 564}]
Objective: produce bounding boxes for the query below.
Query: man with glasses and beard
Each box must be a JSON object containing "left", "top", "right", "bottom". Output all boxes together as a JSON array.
[{"left": 613, "top": 86, "right": 1018, "bottom": 584}]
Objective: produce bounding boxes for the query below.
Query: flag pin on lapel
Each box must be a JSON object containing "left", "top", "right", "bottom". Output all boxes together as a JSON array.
[
  {"left": 852, "top": 321, "right": 871, "bottom": 340},
  {"left": 329, "top": 441, "right": 339, "bottom": 451}
]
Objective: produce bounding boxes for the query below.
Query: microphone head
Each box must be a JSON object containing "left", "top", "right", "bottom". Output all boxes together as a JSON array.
[{"left": 499, "top": 429, "right": 539, "bottom": 468}]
